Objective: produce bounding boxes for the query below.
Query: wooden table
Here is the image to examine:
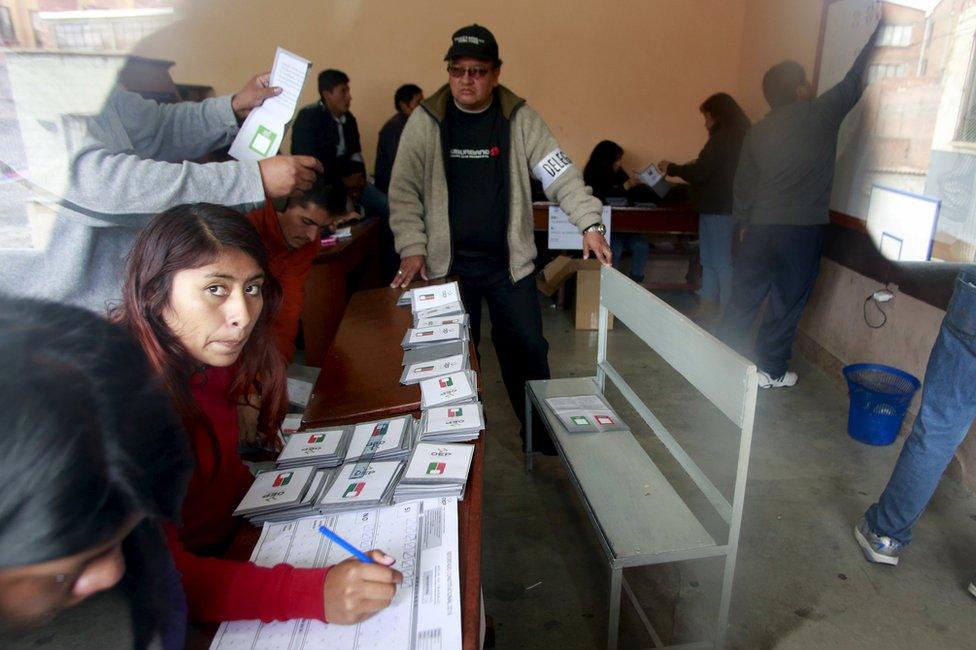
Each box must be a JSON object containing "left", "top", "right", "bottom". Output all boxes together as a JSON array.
[
  {"left": 304, "top": 281, "right": 484, "bottom": 650},
  {"left": 300, "top": 219, "right": 383, "bottom": 367},
  {"left": 533, "top": 202, "right": 701, "bottom": 291}
]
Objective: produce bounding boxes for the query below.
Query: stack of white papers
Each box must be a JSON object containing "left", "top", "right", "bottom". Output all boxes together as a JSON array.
[
  {"left": 418, "top": 402, "right": 485, "bottom": 442},
  {"left": 399, "top": 353, "right": 469, "bottom": 385},
  {"left": 419, "top": 370, "right": 479, "bottom": 410},
  {"left": 410, "top": 281, "right": 460, "bottom": 313},
  {"left": 396, "top": 290, "right": 412, "bottom": 307},
  {"left": 276, "top": 426, "right": 351, "bottom": 469},
  {"left": 544, "top": 395, "right": 631, "bottom": 434},
  {"left": 233, "top": 465, "right": 316, "bottom": 518},
  {"left": 401, "top": 323, "right": 469, "bottom": 350},
  {"left": 344, "top": 415, "right": 417, "bottom": 463},
  {"left": 402, "top": 341, "right": 466, "bottom": 367},
  {"left": 413, "top": 302, "right": 466, "bottom": 324},
  {"left": 394, "top": 443, "right": 475, "bottom": 503},
  {"left": 414, "top": 313, "right": 469, "bottom": 329},
  {"left": 249, "top": 468, "right": 335, "bottom": 524},
  {"left": 317, "top": 460, "right": 404, "bottom": 514}
]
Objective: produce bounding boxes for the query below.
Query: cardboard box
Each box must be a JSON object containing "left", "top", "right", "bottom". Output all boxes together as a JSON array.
[
  {"left": 574, "top": 260, "right": 614, "bottom": 330},
  {"left": 537, "top": 255, "right": 578, "bottom": 296},
  {"left": 537, "top": 256, "right": 614, "bottom": 330}
]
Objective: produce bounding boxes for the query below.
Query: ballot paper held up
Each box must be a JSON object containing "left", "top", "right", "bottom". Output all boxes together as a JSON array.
[
  {"left": 637, "top": 163, "right": 672, "bottom": 199},
  {"left": 229, "top": 47, "right": 311, "bottom": 161},
  {"left": 410, "top": 281, "right": 460, "bottom": 313}
]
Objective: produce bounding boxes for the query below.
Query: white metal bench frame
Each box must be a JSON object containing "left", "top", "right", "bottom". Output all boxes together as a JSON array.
[{"left": 525, "top": 266, "right": 758, "bottom": 649}]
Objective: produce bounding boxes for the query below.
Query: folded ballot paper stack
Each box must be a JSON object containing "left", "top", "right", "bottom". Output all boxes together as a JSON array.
[
  {"left": 393, "top": 442, "right": 475, "bottom": 503},
  {"left": 418, "top": 402, "right": 485, "bottom": 442},
  {"left": 419, "top": 370, "right": 479, "bottom": 410},
  {"left": 344, "top": 415, "right": 417, "bottom": 463},
  {"left": 249, "top": 468, "right": 336, "bottom": 524},
  {"left": 275, "top": 426, "right": 351, "bottom": 469},
  {"left": 316, "top": 460, "right": 404, "bottom": 514},
  {"left": 401, "top": 323, "right": 469, "bottom": 351},
  {"left": 233, "top": 465, "right": 317, "bottom": 520}
]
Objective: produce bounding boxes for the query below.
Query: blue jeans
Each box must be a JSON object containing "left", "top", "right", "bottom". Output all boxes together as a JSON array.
[
  {"left": 865, "top": 269, "right": 976, "bottom": 545},
  {"left": 611, "top": 233, "right": 650, "bottom": 282},
  {"left": 698, "top": 213, "right": 734, "bottom": 304}
]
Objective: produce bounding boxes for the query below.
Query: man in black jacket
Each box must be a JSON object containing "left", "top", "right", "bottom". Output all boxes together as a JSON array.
[
  {"left": 291, "top": 69, "right": 363, "bottom": 180},
  {"left": 375, "top": 84, "right": 423, "bottom": 194}
]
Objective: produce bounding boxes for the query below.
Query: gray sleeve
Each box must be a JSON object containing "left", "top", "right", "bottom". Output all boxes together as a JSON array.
[
  {"left": 521, "top": 106, "right": 603, "bottom": 231},
  {"left": 112, "top": 89, "right": 241, "bottom": 162},
  {"left": 732, "top": 131, "right": 757, "bottom": 223},
  {"left": 63, "top": 91, "right": 265, "bottom": 223},
  {"left": 813, "top": 33, "right": 875, "bottom": 127}
]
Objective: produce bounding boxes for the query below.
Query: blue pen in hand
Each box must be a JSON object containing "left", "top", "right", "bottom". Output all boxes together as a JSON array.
[{"left": 318, "top": 525, "right": 375, "bottom": 564}]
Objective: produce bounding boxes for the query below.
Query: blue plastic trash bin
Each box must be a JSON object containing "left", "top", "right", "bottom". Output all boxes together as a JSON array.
[{"left": 842, "top": 363, "right": 920, "bottom": 445}]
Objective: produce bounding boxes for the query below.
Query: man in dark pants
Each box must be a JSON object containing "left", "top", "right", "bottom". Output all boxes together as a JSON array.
[
  {"left": 718, "top": 20, "right": 879, "bottom": 388},
  {"left": 389, "top": 25, "right": 612, "bottom": 453}
]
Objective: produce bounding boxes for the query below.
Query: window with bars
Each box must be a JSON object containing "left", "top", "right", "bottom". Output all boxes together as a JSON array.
[
  {"left": 876, "top": 24, "right": 914, "bottom": 48},
  {"left": 957, "top": 44, "right": 976, "bottom": 142},
  {"left": 0, "top": 7, "right": 16, "bottom": 45},
  {"left": 867, "top": 63, "right": 908, "bottom": 84}
]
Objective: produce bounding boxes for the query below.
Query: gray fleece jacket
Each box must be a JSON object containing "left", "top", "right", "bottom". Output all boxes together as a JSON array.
[
  {"left": 388, "top": 84, "right": 603, "bottom": 283},
  {"left": 0, "top": 87, "right": 265, "bottom": 311}
]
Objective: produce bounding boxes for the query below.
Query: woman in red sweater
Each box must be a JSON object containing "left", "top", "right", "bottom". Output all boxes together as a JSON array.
[{"left": 112, "top": 203, "right": 402, "bottom": 624}]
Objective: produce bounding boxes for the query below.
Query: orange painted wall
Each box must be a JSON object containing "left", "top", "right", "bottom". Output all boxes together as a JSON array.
[
  {"left": 735, "top": 0, "right": 825, "bottom": 121},
  {"left": 134, "top": 0, "right": 748, "bottom": 174}
]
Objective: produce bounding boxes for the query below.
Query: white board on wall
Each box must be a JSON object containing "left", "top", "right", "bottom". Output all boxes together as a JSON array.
[{"left": 866, "top": 184, "right": 941, "bottom": 261}]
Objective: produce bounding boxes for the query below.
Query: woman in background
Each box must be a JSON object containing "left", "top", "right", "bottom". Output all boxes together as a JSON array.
[
  {"left": 113, "top": 203, "right": 402, "bottom": 625},
  {"left": 583, "top": 140, "right": 651, "bottom": 283},
  {"left": 0, "top": 297, "right": 192, "bottom": 650},
  {"left": 660, "top": 93, "right": 750, "bottom": 324}
]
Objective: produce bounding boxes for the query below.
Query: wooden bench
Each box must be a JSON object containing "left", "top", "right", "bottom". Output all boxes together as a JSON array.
[{"left": 525, "top": 266, "right": 758, "bottom": 649}]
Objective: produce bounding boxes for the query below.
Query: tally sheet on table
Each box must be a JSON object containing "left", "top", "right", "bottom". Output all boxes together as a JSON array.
[
  {"left": 229, "top": 47, "right": 311, "bottom": 161},
  {"left": 209, "top": 498, "right": 461, "bottom": 650}
]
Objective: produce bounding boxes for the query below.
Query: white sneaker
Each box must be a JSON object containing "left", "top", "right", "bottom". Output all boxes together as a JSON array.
[
  {"left": 968, "top": 580, "right": 976, "bottom": 599},
  {"left": 757, "top": 370, "right": 798, "bottom": 389}
]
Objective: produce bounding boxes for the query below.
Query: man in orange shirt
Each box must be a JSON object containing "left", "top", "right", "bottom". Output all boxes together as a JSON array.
[{"left": 246, "top": 180, "right": 340, "bottom": 362}]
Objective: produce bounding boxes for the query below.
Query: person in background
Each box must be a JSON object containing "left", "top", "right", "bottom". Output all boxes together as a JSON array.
[
  {"left": 292, "top": 69, "right": 363, "bottom": 178},
  {"left": 716, "top": 21, "right": 879, "bottom": 389},
  {"left": 375, "top": 84, "right": 424, "bottom": 194},
  {"left": 113, "top": 204, "right": 402, "bottom": 625},
  {"left": 0, "top": 297, "right": 193, "bottom": 650},
  {"left": 246, "top": 179, "right": 340, "bottom": 363},
  {"left": 0, "top": 72, "right": 322, "bottom": 312},
  {"left": 855, "top": 271, "right": 976, "bottom": 602},
  {"left": 583, "top": 140, "right": 650, "bottom": 283},
  {"left": 660, "top": 92, "right": 750, "bottom": 324},
  {"left": 389, "top": 24, "right": 612, "bottom": 455}
]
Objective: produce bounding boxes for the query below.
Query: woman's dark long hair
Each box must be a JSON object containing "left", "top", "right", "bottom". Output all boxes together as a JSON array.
[
  {"left": 583, "top": 139, "right": 625, "bottom": 190},
  {"left": 700, "top": 93, "right": 751, "bottom": 135},
  {"left": 0, "top": 296, "right": 193, "bottom": 645},
  {"left": 110, "top": 203, "right": 288, "bottom": 451}
]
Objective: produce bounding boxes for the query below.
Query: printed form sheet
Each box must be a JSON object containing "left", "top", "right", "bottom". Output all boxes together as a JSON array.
[{"left": 210, "top": 498, "right": 461, "bottom": 650}]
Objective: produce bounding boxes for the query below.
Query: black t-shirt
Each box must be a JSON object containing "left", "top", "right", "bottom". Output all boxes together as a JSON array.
[{"left": 445, "top": 99, "right": 507, "bottom": 256}]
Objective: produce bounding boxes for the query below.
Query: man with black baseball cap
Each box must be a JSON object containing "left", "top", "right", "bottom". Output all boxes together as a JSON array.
[{"left": 389, "top": 24, "right": 612, "bottom": 455}]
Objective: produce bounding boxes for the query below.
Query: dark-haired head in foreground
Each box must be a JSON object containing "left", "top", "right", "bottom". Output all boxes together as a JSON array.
[{"left": 0, "top": 296, "right": 192, "bottom": 646}]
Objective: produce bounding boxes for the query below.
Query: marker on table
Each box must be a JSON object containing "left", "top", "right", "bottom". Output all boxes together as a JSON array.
[{"left": 318, "top": 525, "right": 374, "bottom": 564}]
